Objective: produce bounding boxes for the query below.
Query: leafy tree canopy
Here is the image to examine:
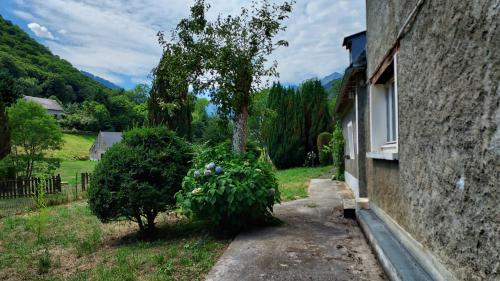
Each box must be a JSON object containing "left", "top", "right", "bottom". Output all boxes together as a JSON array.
[
  {"left": 153, "top": 0, "right": 295, "bottom": 152},
  {"left": 7, "top": 99, "right": 63, "bottom": 178}
]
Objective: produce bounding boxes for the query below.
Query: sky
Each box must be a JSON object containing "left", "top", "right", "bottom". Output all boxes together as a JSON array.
[{"left": 0, "top": 0, "right": 366, "bottom": 90}]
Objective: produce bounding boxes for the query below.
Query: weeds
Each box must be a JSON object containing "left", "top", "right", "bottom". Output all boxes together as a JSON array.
[{"left": 38, "top": 249, "right": 51, "bottom": 274}]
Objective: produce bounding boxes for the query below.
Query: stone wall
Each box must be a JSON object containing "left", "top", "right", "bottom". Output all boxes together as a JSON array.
[{"left": 366, "top": 0, "right": 500, "bottom": 280}]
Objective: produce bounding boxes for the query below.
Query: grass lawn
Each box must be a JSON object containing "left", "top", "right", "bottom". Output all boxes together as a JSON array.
[
  {"left": 57, "top": 160, "right": 97, "bottom": 186},
  {"left": 0, "top": 202, "right": 229, "bottom": 281},
  {"left": 49, "top": 133, "right": 96, "bottom": 160},
  {"left": 276, "top": 165, "right": 333, "bottom": 201},
  {"left": 48, "top": 133, "right": 97, "bottom": 185},
  {"left": 49, "top": 133, "right": 97, "bottom": 161}
]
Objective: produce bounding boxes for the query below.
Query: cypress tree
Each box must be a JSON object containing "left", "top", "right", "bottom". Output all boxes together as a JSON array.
[
  {"left": 148, "top": 49, "right": 192, "bottom": 140},
  {"left": 263, "top": 79, "right": 331, "bottom": 168}
]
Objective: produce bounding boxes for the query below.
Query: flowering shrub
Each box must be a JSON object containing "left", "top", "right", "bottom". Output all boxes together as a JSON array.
[{"left": 176, "top": 143, "right": 280, "bottom": 232}]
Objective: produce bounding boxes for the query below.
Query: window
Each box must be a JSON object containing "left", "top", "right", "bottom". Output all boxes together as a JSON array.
[
  {"left": 347, "top": 121, "right": 355, "bottom": 159},
  {"left": 385, "top": 79, "right": 397, "bottom": 143},
  {"left": 368, "top": 53, "right": 399, "bottom": 159}
]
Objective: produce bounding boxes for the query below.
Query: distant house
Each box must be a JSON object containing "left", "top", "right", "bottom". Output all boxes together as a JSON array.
[
  {"left": 89, "top": 132, "right": 123, "bottom": 160},
  {"left": 24, "top": 96, "right": 64, "bottom": 119}
]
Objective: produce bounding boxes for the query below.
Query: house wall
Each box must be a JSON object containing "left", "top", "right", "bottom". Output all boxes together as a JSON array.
[
  {"left": 366, "top": 0, "right": 500, "bottom": 280},
  {"left": 355, "top": 80, "right": 368, "bottom": 198},
  {"left": 48, "top": 109, "right": 63, "bottom": 119},
  {"left": 342, "top": 106, "right": 359, "bottom": 197}
]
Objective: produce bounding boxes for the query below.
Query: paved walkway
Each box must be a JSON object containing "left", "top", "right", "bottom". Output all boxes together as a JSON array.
[{"left": 205, "top": 179, "right": 386, "bottom": 281}]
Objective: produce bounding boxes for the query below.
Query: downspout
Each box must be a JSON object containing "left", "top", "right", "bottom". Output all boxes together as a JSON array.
[
  {"left": 396, "top": 0, "right": 426, "bottom": 41},
  {"left": 369, "top": 0, "right": 426, "bottom": 83}
]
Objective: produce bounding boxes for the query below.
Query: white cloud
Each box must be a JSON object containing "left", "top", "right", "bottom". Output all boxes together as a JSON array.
[
  {"left": 13, "top": 0, "right": 365, "bottom": 87},
  {"left": 27, "top": 22, "right": 55, "bottom": 40}
]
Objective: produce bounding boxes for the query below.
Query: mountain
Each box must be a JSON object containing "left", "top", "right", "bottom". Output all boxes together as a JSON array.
[
  {"left": 320, "top": 72, "right": 343, "bottom": 92},
  {"left": 81, "top": 71, "right": 121, "bottom": 90},
  {"left": 0, "top": 15, "right": 113, "bottom": 104}
]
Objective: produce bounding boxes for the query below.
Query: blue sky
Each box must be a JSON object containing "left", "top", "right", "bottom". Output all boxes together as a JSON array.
[{"left": 0, "top": 0, "right": 365, "bottom": 90}]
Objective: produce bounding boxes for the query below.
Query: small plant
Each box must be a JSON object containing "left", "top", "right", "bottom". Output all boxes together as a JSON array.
[
  {"left": 29, "top": 175, "right": 49, "bottom": 243},
  {"left": 306, "top": 151, "right": 317, "bottom": 167},
  {"left": 317, "top": 132, "right": 333, "bottom": 165},
  {"left": 176, "top": 143, "right": 280, "bottom": 233},
  {"left": 38, "top": 249, "right": 51, "bottom": 274},
  {"left": 332, "top": 122, "right": 345, "bottom": 181}
]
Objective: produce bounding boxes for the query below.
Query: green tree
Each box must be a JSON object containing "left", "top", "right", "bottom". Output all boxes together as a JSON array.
[
  {"left": 299, "top": 79, "right": 331, "bottom": 156},
  {"left": 263, "top": 83, "right": 304, "bottom": 168},
  {"left": 0, "top": 70, "right": 17, "bottom": 159},
  {"left": 192, "top": 97, "right": 210, "bottom": 141},
  {"left": 317, "top": 132, "right": 332, "bottom": 165},
  {"left": 148, "top": 47, "right": 193, "bottom": 139},
  {"left": 13, "top": 77, "right": 42, "bottom": 97},
  {"left": 248, "top": 88, "right": 271, "bottom": 146},
  {"left": 126, "top": 83, "right": 150, "bottom": 104},
  {"left": 7, "top": 99, "right": 63, "bottom": 178},
  {"left": 88, "top": 127, "right": 192, "bottom": 236},
  {"left": 158, "top": 0, "right": 294, "bottom": 152},
  {"left": 42, "top": 76, "right": 74, "bottom": 103}
]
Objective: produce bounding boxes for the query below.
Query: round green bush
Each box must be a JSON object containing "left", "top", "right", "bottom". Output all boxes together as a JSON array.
[
  {"left": 176, "top": 143, "right": 280, "bottom": 233},
  {"left": 317, "top": 132, "right": 332, "bottom": 165},
  {"left": 88, "top": 127, "right": 192, "bottom": 235}
]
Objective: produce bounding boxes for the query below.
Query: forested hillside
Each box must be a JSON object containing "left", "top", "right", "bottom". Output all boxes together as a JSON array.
[
  {"left": 0, "top": 15, "right": 147, "bottom": 132},
  {"left": 0, "top": 15, "right": 110, "bottom": 103}
]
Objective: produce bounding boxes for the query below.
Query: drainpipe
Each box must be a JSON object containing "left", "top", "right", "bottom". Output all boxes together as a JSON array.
[{"left": 396, "top": 0, "right": 426, "bottom": 41}]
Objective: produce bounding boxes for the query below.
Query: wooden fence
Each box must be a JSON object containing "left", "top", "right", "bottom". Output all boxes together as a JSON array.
[
  {"left": 0, "top": 175, "right": 62, "bottom": 199},
  {"left": 80, "top": 172, "right": 91, "bottom": 192}
]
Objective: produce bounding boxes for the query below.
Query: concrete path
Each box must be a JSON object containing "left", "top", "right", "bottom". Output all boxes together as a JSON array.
[{"left": 205, "top": 179, "right": 386, "bottom": 281}]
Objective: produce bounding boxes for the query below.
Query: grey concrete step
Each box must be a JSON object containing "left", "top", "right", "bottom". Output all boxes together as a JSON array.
[{"left": 358, "top": 209, "right": 435, "bottom": 281}]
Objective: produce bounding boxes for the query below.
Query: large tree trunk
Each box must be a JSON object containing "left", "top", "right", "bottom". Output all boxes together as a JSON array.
[
  {"left": 0, "top": 102, "right": 10, "bottom": 160},
  {"left": 232, "top": 105, "right": 249, "bottom": 153}
]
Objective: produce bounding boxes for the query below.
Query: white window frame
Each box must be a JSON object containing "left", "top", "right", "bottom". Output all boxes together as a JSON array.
[
  {"left": 367, "top": 53, "right": 399, "bottom": 160},
  {"left": 347, "top": 121, "right": 355, "bottom": 160}
]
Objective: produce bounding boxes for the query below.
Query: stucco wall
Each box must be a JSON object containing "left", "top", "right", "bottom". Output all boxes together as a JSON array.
[{"left": 366, "top": 0, "right": 500, "bottom": 280}]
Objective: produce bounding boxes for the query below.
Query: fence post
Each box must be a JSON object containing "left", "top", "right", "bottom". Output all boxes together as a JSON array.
[{"left": 75, "top": 172, "right": 78, "bottom": 200}]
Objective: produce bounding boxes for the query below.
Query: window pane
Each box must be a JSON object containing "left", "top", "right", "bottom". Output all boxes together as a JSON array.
[
  {"left": 390, "top": 82, "right": 397, "bottom": 141},
  {"left": 385, "top": 81, "right": 396, "bottom": 143}
]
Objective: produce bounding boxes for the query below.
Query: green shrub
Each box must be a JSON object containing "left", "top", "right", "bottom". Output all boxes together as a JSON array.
[
  {"left": 331, "top": 122, "right": 345, "bottom": 181},
  {"left": 317, "top": 132, "right": 332, "bottom": 165},
  {"left": 176, "top": 143, "right": 280, "bottom": 233},
  {"left": 38, "top": 249, "right": 51, "bottom": 274},
  {"left": 88, "top": 127, "right": 192, "bottom": 236}
]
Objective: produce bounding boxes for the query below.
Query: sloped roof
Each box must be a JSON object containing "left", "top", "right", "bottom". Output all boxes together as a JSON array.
[
  {"left": 24, "top": 96, "right": 64, "bottom": 111},
  {"left": 98, "top": 132, "right": 123, "bottom": 149}
]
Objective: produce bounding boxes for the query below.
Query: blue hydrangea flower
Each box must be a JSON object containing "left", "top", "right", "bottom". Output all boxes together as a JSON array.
[
  {"left": 206, "top": 162, "right": 216, "bottom": 170},
  {"left": 194, "top": 170, "right": 201, "bottom": 178},
  {"left": 215, "top": 166, "right": 223, "bottom": 174},
  {"left": 204, "top": 169, "right": 212, "bottom": 176}
]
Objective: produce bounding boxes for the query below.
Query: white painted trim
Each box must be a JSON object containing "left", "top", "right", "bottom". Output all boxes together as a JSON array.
[
  {"left": 366, "top": 151, "right": 399, "bottom": 161},
  {"left": 347, "top": 121, "right": 355, "bottom": 159},
  {"left": 344, "top": 171, "right": 359, "bottom": 198},
  {"left": 369, "top": 84, "right": 374, "bottom": 153},
  {"left": 368, "top": 54, "right": 399, "bottom": 155},
  {"left": 355, "top": 88, "right": 359, "bottom": 156},
  {"left": 393, "top": 52, "right": 399, "bottom": 143},
  {"left": 369, "top": 203, "right": 459, "bottom": 281}
]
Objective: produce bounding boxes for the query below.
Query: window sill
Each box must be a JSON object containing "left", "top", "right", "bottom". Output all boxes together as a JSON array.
[{"left": 366, "top": 151, "right": 399, "bottom": 161}]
